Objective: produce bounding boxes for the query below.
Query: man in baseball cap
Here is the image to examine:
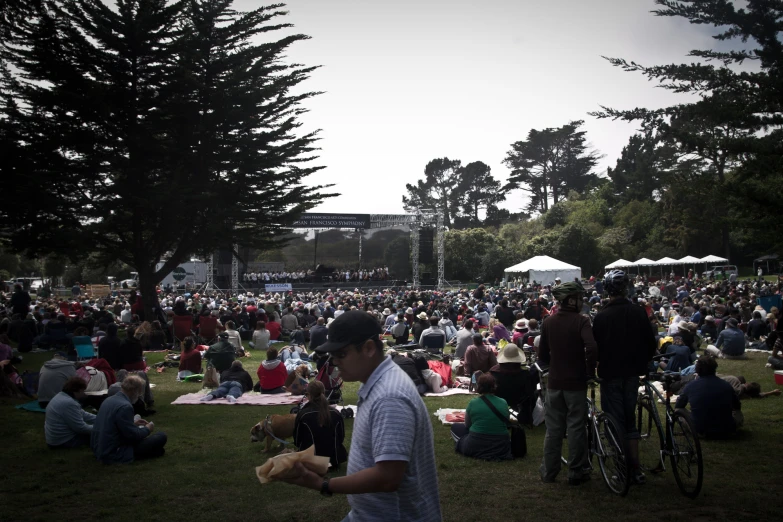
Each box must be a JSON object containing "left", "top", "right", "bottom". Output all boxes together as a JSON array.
[{"left": 284, "top": 310, "right": 442, "bottom": 519}]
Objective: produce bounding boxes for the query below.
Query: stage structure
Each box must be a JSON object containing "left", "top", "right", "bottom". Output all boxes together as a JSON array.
[
  {"left": 199, "top": 212, "right": 446, "bottom": 292},
  {"left": 289, "top": 212, "right": 445, "bottom": 289}
]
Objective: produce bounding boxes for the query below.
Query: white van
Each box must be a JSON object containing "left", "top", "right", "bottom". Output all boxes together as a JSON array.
[{"left": 703, "top": 265, "right": 738, "bottom": 279}]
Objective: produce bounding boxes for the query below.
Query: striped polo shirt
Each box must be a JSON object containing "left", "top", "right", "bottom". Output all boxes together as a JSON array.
[{"left": 345, "top": 355, "right": 442, "bottom": 521}]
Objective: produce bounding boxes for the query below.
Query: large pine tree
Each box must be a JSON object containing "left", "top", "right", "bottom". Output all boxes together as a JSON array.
[
  {"left": 503, "top": 120, "right": 599, "bottom": 215},
  {"left": 0, "top": 0, "right": 332, "bottom": 314}
]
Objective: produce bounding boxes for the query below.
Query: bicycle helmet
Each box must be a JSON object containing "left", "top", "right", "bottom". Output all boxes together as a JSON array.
[
  {"left": 603, "top": 270, "right": 629, "bottom": 296},
  {"left": 551, "top": 281, "right": 584, "bottom": 302}
]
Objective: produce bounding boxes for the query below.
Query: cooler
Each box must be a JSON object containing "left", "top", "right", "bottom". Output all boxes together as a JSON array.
[{"left": 775, "top": 371, "right": 783, "bottom": 386}]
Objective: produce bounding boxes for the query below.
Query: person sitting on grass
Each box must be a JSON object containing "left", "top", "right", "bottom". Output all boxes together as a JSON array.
[
  {"left": 675, "top": 355, "right": 742, "bottom": 439},
  {"left": 204, "top": 331, "right": 236, "bottom": 373},
  {"left": 294, "top": 380, "right": 348, "bottom": 468},
  {"left": 705, "top": 318, "right": 747, "bottom": 359},
  {"left": 450, "top": 372, "right": 512, "bottom": 461},
  {"left": 256, "top": 348, "right": 288, "bottom": 394},
  {"left": 251, "top": 321, "right": 270, "bottom": 351},
  {"left": 37, "top": 352, "right": 78, "bottom": 408},
  {"left": 178, "top": 336, "right": 202, "bottom": 376},
  {"left": 44, "top": 376, "right": 96, "bottom": 449},
  {"left": 91, "top": 374, "right": 167, "bottom": 463},
  {"left": 120, "top": 326, "right": 146, "bottom": 371},
  {"left": 464, "top": 333, "right": 497, "bottom": 387},
  {"left": 223, "top": 321, "right": 244, "bottom": 356},
  {"left": 200, "top": 360, "right": 254, "bottom": 403}
]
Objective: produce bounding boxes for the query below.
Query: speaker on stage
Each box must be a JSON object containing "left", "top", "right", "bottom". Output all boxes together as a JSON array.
[
  {"left": 218, "top": 249, "right": 233, "bottom": 264},
  {"left": 419, "top": 228, "right": 434, "bottom": 264}
]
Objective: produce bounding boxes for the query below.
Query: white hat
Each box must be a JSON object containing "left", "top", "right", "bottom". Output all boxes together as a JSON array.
[{"left": 497, "top": 344, "right": 526, "bottom": 364}]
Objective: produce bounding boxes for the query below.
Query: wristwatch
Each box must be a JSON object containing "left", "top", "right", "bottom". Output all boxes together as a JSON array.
[{"left": 320, "top": 477, "right": 332, "bottom": 497}]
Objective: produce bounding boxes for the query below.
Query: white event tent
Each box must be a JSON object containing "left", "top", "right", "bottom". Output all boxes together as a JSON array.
[
  {"left": 504, "top": 255, "right": 581, "bottom": 286},
  {"left": 605, "top": 259, "right": 632, "bottom": 269},
  {"left": 699, "top": 255, "right": 729, "bottom": 263}
]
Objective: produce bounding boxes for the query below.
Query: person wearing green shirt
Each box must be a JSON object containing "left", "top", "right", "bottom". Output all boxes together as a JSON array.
[{"left": 450, "top": 373, "right": 512, "bottom": 460}]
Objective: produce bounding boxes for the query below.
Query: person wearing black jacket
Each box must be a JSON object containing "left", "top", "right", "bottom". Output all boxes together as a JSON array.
[
  {"left": 294, "top": 380, "right": 348, "bottom": 468},
  {"left": 593, "top": 270, "right": 657, "bottom": 485},
  {"left": 98, "top": 323, "right": 123, "bottom": 370},
  {"left": 200, "top": 360, "right": 254, "bottom": 403},
  {"left": 495, "top": 300, "right": 515, "bottom": 330}
]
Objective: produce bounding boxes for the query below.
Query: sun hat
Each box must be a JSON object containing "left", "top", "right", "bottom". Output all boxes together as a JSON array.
[
  {"left": 417, "top": 312, "right": 428, "bottom": 320},
  {"left": 406, "top": 307, "right": 414, "bottom": 315},
  {"left": 383, "top": 308, "right": 391, "bottom": 315},
  {"left": 514, "top": 319, "right": 527, "bottom": 330},
  {"left": 498, "top": 344, "right": 526, "bottom": 364},
  {"left": 704, "top": 315, "right": 714, "bottom": 323}
]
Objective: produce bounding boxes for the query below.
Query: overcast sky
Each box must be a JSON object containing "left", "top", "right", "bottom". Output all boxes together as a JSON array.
[{"left": 235, "top": 0, "right": 726, "bottom": 215}]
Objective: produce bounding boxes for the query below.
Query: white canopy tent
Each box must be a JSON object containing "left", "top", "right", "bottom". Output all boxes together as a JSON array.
[
  {"left": 504, "top": 255, "right": 581, "bottom": 286},
  {"left": 654, "top": 257, "right": 681, "bottom": 277},
  {"left": 633, "top": 258, "right": 657, "bottom": 266},
  {"left": 605, "top": 259, "right": 633, "bottom": 269},
  {"left": 699, "top": 255, "right": 729, "bottom": 263},
  {"left": 678, "top": 255, "right": 700, "bottom": 264}
]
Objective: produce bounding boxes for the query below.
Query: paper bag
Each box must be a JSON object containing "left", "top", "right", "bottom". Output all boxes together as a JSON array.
[{"left": 255, "top": 445, "right": 330, "bottom": 485}]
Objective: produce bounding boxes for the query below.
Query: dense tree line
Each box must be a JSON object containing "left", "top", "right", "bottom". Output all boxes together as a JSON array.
[{"left": 408, "top": 0, "right": 782, "bottom": 283}]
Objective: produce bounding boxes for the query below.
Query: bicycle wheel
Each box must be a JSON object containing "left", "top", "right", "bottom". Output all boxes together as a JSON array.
[
  {"left": 668, "top": 410, "right": 703, "bottom": 498},
  {"left": 637, "top": 398, "right": 665, "bottom": 473},
  {"left": 597, "top": 413, "right": 631, "bottom": 496}
]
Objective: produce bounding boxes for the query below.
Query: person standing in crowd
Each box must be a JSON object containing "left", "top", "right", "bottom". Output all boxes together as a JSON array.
[
  {"left": 593, "top": 270, "right": 656, "bottom": 485},
  {"left": 281, "top": 311, "right": 442, "bottom": 522},
  {"left": 538, "top": 281, "right": 597, "bottom": 485}
]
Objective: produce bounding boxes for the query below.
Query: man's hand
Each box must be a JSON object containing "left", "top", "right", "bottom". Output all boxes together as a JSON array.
[{"left": 278, "top": 462, "right": 323, "bottom": 490}]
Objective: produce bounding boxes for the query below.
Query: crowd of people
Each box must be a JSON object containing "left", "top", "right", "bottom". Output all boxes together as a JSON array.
[{"left": 1, "top": 267, "right": 781, "bottom": 519}]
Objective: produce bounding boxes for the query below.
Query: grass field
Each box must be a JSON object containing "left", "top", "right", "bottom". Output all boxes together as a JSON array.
[{"left": 2, "top": 345, "right": 782, "bottom": 522}]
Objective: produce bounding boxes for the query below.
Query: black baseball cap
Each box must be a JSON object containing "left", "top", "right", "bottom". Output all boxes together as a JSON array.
[{"left": 314, "top": 310, "right": 382, "bottom": 353}]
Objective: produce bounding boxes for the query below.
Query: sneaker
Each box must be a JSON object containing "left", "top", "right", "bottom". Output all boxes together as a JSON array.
[
  {"left": 766, "top": 363, "right": 772, "bottom": 368},
  {"left": 632, "top": 471, "right": 646, "bottom": 485},
  {"left": 199, "top": 394, "right": 214, "bottom": 402},
  {"left": 226, "top": 395, "right": 237, "bottom": 403}
]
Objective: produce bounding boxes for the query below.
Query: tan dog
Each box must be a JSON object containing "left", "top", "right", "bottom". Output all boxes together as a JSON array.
[{"left": 250, "top": 414, "right": 297, "bottom": 452}]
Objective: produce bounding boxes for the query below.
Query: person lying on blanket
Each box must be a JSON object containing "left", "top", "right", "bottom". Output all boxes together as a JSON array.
[{"left": 200, "top": 360, "right": 254, "bottom": 403}]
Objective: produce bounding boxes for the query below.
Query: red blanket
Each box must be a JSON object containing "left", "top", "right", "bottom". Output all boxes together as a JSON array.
[
  {"left": 427, "top": 360, "right": 453, "bottom": 387},
  {"left": 86, "top": 358, "right": 117, "bottom": 387}
]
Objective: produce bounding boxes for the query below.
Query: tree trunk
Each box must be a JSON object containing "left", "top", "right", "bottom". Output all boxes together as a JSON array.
[{"left": 137, "top": 266, "right": 159, "bottom": 323}]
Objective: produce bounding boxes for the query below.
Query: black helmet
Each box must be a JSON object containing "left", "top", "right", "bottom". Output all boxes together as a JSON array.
[{"left": 603, "top": 270, "right": 629, "bottom": 296}]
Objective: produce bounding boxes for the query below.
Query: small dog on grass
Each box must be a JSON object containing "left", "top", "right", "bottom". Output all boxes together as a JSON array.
[{"left": 250, "top": 414, "right": 297, "bottom": 452}]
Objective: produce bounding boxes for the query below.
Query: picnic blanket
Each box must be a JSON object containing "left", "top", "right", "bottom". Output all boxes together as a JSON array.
[
  {"left": 171, "top": 391, "right": 301, "bottom": 406},
  {"left": 434, "top": 408, "right": 467, "bottom": 425},
  {"left": 16, "top": 400, "right": 47, "bottom": 413},
  {"left": 424, "top": 388, "right": 476, "bottom": 397}
]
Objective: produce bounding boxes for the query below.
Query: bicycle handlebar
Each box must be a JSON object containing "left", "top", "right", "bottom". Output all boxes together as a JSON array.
[{"left": 644, "top": 372, "right": 682, "bottom": 383}]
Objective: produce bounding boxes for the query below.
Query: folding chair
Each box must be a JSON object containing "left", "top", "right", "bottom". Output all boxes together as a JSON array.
[
  {"left": 421, "top": 333, "right": 446, "bottom": 354},
  {"left": 172, "top": 315, "right": 194, "bottom": 347},
  {"left": 73, "top": 335, "right": 96, "bottom": 361},
  {"left": 198, "top": 315, "right": 219, "bottom": 345}
]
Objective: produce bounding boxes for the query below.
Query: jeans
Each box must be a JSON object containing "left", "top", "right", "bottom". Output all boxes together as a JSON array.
[
  {"left": 211, "top": 381, "right": 243, "bottom": 399},
  {"left": 768, "top": 357, "right": 783, "bottom": 370},
  {"left": 541, "top": 388, "right": 587, "bottom": 482},
  {"left": 133, "top": 431, "right": 167, "bottom": 460},
  {"left": 600, "top": 377, "right": 638, "bottom": 439}
]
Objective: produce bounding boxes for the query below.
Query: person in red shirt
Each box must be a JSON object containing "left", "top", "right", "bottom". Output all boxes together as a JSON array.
[
  {"left": 256, "top": 348, "right": 287, "bottom": 394},
  {"left": 266, "top": 318, "right": 282, "bottom": 341},
  {"left": 179, "top": 337, "right": 202, "bottom": 374}
]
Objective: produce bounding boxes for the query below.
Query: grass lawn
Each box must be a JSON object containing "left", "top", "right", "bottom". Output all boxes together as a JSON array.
[{"left": 2, "top": 345, "right": 782, "bottom": 522}]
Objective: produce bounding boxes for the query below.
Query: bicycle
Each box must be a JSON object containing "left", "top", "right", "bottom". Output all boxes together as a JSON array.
[
  {"left": 637, "top": 370, "right": 704, "bottom": 498},
  {"left": 535, "top": 362, "right": 630, "bottom": 496}
]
